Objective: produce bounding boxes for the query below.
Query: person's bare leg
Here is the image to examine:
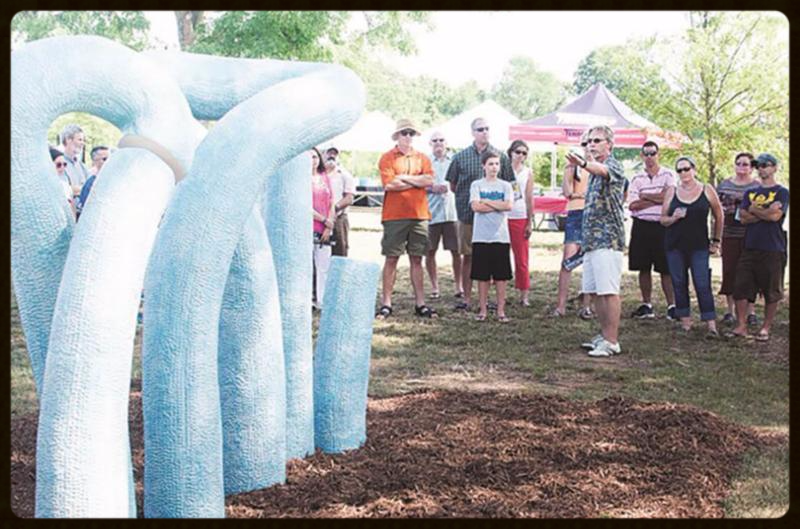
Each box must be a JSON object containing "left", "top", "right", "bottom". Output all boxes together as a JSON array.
[
  {"left": 409, "top": 255, "right": 425, "bottom": 307},
  {"left": 381, "top": 256, "right": 399, "bottom": 307},
  {"left": 726, "top": 294, "right": 736, "bottom": 316},
  {"left": 556, "top": 243, "right": 579, "bottom": 313},
  {"left": 477, "top": 280, "right": 489, "bottom": 317},
  {"left": 730, "top": 298, "right": 749, "bottom": 336},
  {"left": 594, "top": 294, "right": 608, "bottom": 334},
  {"left": 639, "top": 270, "right": 652, "bottom": 304},
  {"left": 451, "top": 250, "right": 463, "bottom": 296},
  {"left": 463, "top": 254, "right": 473, "bottom": 305},
  {"left": 598, "top": 294, "right": 621, "bottom": 343},
  {"left": 661, "top": 273, "right": 675, "bottom": 306},
  {"left": 425, "top": 249, "right": 438, "bottom": 295},
  {"left": 496, "top": 280, "right": 508, "bottom": 318},
  {"left": 760, "top": 301, "right": 779, "bottom": 336}
]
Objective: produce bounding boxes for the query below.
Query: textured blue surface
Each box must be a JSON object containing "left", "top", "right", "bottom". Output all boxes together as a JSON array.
[
  {"left": 12, "top": 36, "right": 204, "bottom": 518},
  {"left": 142, "top": 65, "right": 364, "bottom": 517},
  {"left": 219, "top": 207, "right": 287, "bottom": 494},
  {"left": 314, "top": 258, "right": 381, "bottom": 453},
  {"left": 262, "top": 154, "right": 315, "bottom": 460}
]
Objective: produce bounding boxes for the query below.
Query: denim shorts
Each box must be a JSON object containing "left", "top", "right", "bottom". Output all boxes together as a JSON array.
[{"left": 564, "top": 209, "right": 583, "bottom": 245}]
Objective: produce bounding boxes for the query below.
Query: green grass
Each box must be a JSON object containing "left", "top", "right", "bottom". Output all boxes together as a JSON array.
[{"left": 10, "top": 262, "right": 789, "bottom": 517}]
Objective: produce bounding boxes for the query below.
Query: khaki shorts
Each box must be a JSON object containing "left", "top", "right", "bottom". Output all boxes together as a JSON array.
[
  {"left": 381, "top": 219, "right": 429, "bottom": 257},
  {"left": 428, "top": 221, "right": 459, "bottom": 252},
  {"left": 582, "top": 249, "right": 623, "bottom": 296},
  {"left": 458, "top": 222, "right": 473, "bottom": 256}
]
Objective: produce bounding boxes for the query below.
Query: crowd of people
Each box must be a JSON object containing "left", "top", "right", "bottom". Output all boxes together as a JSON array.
[
  {"left": 305, "top": 117, "right": 788, "bottom": 358},
  {"left": 50, "top": 119, "right": 787, "bottom": 357}
]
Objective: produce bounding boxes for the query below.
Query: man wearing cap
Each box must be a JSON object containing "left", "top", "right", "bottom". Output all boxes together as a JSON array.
[
  {"left": 375, "top": 119, "right": 436, "bottom": 319},
  {"left": 325, "top": 147, "right": 356, "bottom": 257},
  {"left": 425, "top": 131, "right": 462, "bottom": 300},
  {"left": 566, "top": 125, "right": 627, "bottom": 358},
  {"left": 729, "top": 153, "right": 789, "bottom": 342},
  {"left": 445, "top": 117, "right": 514, "bottom": 310},
  {"left": 627, "top": 141, "right": 677, "bottom": 320}
]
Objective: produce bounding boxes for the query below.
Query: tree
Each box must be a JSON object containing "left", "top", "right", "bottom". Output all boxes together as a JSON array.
[
  {"left": 572, "top": 39, "right": 674, "bottom": 126},
  {"left": 188, "top": 11, "right": 431, "bottom": 61},
  {"left": 174, "top": 11, "right": 205, "bottom": 49},
  {"left": 491, "top": 56, "right": 568, "bottom": 120},
  {"left": 11, "top": 11, "right": 151, "bottom": 51},
  {"left": 655, "top": 11, "right": 789, "bottom": 185}
]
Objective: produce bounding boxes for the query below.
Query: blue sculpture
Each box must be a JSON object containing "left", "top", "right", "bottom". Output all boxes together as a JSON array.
[{"left": 11, "top": 35, "right": 377, "bottom": 518}]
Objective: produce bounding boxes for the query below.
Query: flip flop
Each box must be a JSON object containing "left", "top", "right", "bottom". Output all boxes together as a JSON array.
[
  {"left": 723, "top": 330, "right": 748, "bottom": 339},
  {"left": 415, "top": 305, "right": 439, "bottom": 319},
  {"left": 375, "top": 305, "right": 392, "bottom": 320},
  {"left": 454, "top": 291, "right": 464, "bottom": 299},
  {"left": 474, "top": 313, "right": 487, "bottom": 321},
  {"left": 429, "top": 291, "right": 441, "bottom": 300},
  {"left": 454, "top": 302, "right": 471, "bottom": 311},
  {"left": 754, "top": 330, "right": 770, "bottom": 342},
  {"left": 497, "top": 315, "right": 510, "bottom": 323}
]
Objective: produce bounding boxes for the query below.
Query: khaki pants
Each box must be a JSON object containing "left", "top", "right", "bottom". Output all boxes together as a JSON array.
[{"left": 332, "top": 213, "right": 349, "bottom": 257}]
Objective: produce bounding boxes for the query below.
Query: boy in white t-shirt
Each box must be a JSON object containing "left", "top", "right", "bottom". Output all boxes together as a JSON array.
[{"left": 469, "top": 151, "right": 514, "bottom": 322}]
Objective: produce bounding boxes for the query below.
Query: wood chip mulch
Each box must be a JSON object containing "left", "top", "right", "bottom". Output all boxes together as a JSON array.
[{"left": 10, "top": 386, "right": 782, "bottom": 518}]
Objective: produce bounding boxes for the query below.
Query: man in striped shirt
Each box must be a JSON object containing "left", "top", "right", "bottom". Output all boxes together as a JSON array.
[{"left": 627, "top": 141, "right": 676, "bottom": 320}]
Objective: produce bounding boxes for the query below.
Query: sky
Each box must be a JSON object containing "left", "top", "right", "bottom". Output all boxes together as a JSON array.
[{"left": 145, "top": 11, "right": 691, "bottom": 89}]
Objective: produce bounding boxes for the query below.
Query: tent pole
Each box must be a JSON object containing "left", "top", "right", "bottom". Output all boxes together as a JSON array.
[{"left": 550, "top": 143, "right": 557, "bottom": 190}]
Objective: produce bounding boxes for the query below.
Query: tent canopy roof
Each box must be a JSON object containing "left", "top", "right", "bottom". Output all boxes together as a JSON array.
[
  {"left": 419, "top": 99, "right": 521, "bottom": 149},
  {"left": 322, "top": 110, "right": 396, "bottom": 153}
]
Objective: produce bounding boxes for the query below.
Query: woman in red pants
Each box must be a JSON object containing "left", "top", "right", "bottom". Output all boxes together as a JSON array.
[{"left": 506, "top": 140, "right": 532, "bottom": 306}]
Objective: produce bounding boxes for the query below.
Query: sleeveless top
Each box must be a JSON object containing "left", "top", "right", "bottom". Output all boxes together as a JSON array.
[
  {"left": 312, "top": 171, "right": 333, "bottom": 234},
  {"left": 665, "top": 186, "right": 711, "bottom": 251}
]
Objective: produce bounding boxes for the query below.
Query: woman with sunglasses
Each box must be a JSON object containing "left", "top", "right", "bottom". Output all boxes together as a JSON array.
[
  {"left": 715, "top": 152, "right": 761, "bottom": 326},
  {"left": 506, "top": 139, "right": 533, "bottom": 306},
  {"left": 552, "top": 133, "right": 594, "bottom": 318},
  {"left": 660, "top": 156, "right": 724, "bottom": 337},
  {"left": 50, "top": 146, "right": 76, "bottom": 218},
  {"left": 311, "top": 147, "right": 335, "bottom": 311}
]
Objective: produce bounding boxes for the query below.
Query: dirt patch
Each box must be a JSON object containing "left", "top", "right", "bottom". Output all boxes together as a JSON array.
[{"left": 11, "top": 387, "right": 781, "bottom": 518}]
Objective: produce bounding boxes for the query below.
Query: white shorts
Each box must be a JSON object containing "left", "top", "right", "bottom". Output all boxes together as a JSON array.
[{"left": 582, "top": 249, "right": 623, "bottom": 296}]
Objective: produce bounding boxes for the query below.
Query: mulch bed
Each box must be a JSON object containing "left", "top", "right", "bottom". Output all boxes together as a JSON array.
[{"left": 10, "top": 385, "right": 783, "bottom": 518}]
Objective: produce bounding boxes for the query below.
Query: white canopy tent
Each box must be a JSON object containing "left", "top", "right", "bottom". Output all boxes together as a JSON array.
[
  {"left": 321, "top": 110, "right": 396, "bottom": 152},
  {"left": 418, "top": 100, "right": 521, "bottom": 149}
]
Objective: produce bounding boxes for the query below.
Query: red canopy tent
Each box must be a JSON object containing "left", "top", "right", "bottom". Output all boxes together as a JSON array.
[{"left": 509, "top": 83, "right": 683, "bottom": 148}]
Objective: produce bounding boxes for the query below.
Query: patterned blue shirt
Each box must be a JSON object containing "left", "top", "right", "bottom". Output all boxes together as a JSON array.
[
  {"left": 446, "top": 143, "right": 514, "bottom": 224},
  {"left": 581, "top": 156, "right": 627, "bottom": 251}
]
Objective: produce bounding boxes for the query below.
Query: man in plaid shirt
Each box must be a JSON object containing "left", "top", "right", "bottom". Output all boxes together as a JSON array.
[{"left": 446, "top": 117, "right": 514, "bottom": 310}]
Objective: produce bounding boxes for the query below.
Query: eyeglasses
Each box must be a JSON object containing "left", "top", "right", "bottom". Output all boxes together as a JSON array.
[
  {"left": 755, "top": 162, "right": 774, "bottom": 168},
  {"left": 431, "top": 138, "right": 445, "bottom": 143},
  {"left": 514, "top": 150, "right": 528, "bottom": 156},
  {"left": 55, "top": 162, "right": 67, "bottom": 168},
  {"left": 586, "top": 138, "right": 606, "bottom": 144},
  {"left": 474, "top": 127, "right": 489, "bottom": 133},
  {"left": 676, "top": 166, "right": 693, "bottom": 173},
  {"left": 399, "top": 129, "right": 416, "bottom": 137},
  {"left": 642, "top": 151, "right": 658, "bottom": 157},
  {"left": 580, "top": 142, "right": 588, "bottom": 147}
]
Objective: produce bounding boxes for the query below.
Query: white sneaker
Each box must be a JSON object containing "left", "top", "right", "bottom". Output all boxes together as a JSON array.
[
  {"left": 581, "top": 334, "right": 604, "bottom": 350},
  {"left": 588, "top": 339, "right": 621, "bottom": 357}
]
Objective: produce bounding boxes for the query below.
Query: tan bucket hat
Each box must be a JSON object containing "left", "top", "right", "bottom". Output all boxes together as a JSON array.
[{"left": 391, "top": 118, "right": 420, "bottom": 141}]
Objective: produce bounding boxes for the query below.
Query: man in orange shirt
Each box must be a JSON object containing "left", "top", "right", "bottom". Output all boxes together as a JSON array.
[{"left": 375, "top": 119, "right": 436, "bottom": 319}]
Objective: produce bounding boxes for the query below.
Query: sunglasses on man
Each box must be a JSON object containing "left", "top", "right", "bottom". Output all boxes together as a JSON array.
[
  {"left": 755, "top": 162, "right": 775, "bottom": 168},
  {"left": 473, "top": 127, "right": 489, "bottom": 133},
  {"left": 55, "top": 162, "right": 67, "bottom": 168},
  {"left": 431, "top": 138, "right": 445, "bottom": 143},
  {"left": 586, "top": 138, "right": 606, "bottom": 144},
  {"left": 642, "top": 150, "right": 658, "bottom": 157},
  {"left": 399, "top": 129, "right": 416, "bottom": 137}
]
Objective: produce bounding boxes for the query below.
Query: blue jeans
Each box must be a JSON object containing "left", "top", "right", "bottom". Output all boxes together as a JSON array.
[
  {"left": 666, "top": 248, "right": 716, "bottom": 321},
  {"left": 564, "top": 210, "right": 583, "bottom": 244}
]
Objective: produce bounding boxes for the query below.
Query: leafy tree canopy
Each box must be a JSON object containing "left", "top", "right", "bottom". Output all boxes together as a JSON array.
[
  {"left": 11, "top": 11, "right": 151, "bottom": 51},
  {"left": 491, "top": 56, "right": 568, "bottom": 120}
]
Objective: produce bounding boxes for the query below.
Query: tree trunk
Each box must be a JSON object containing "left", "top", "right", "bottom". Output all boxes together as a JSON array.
[{"left": 175, "top": 11, "right": 204, "bottom": 50}]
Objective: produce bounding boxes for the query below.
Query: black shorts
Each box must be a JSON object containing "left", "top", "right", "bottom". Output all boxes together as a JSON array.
[
  {"left": 733, "top": 249, "right": 784, "bottom": 304},
  {"left": 628, "top": 217, "right": 669, "bottom": 273},
  {"left": 470, "top": 242, "right": 513, "bottom": 282}
]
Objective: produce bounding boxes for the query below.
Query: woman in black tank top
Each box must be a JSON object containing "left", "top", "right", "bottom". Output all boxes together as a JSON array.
[{"left": 660, "top": 156, "right": 724, "bottom": 337}]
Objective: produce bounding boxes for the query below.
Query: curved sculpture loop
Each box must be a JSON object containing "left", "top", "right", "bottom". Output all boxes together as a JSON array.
[{"left": 11, "top": 35, "right": 379, "bottom": 519}]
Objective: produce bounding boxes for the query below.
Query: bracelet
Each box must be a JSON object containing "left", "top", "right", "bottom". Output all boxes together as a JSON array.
[
  {"left": 711, "top": 238, "right": 721, "bottom": 243},
  {"left": 581, "top": 160, "right": 588, "bottom": 168}
]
